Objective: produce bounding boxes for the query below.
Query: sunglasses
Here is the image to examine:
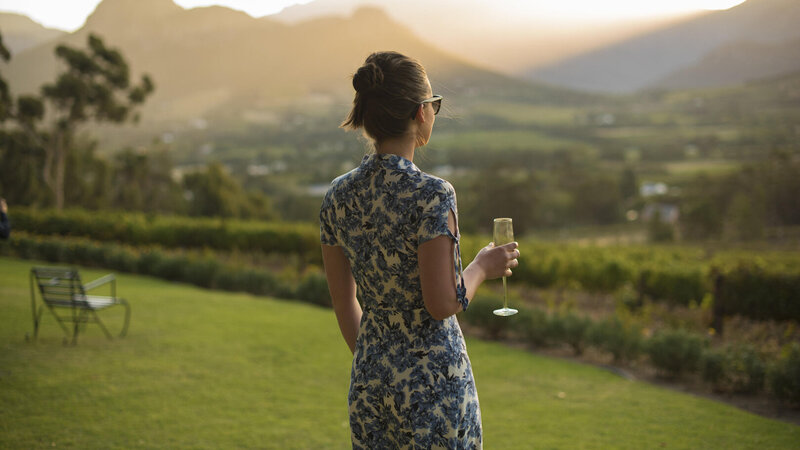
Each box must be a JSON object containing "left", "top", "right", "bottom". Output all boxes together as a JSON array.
[{"left": 412, "top": 95, "right": 443, "bottom": 118}]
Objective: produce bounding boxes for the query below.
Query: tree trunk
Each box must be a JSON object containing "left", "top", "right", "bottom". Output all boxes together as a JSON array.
[
  {"left": 53, "top": 134, "right": 65, "bottom": 210},
  {"left": 42, "top": 130, "right": 67, "bottom": 210}
]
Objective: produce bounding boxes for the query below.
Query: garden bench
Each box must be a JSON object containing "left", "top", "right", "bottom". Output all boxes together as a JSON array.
[{"left": 29, "top": 266, "right": 130, "bottom": 344}]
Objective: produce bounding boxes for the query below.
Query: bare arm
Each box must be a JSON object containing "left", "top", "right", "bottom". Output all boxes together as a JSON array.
[
  {"left": 418, "top": 210, "right": 519, "bottom": 320},
  {"left": 321, "top": 244, "right": 362, "bottom": 353}
]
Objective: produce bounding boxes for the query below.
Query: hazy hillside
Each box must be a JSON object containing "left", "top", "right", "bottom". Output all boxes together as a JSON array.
[
  {"left": 273, "top": 0, "right": 693, "bottom": 74},
  {"left": 2, "top": 0, "right": 580, "bottom": 125},
  {"left": 0, "top": 13, "right": 65, "bottom": 54},
  {"left": 527, "top": 0, "right": 800, "bottom": 93},
  {"left": 655, "top": 37, "right": 800, "bottom": 90}
]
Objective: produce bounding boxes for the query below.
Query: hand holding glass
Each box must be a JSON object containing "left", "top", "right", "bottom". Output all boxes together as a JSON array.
[{"left": 492, "top": 218, "right": 518, "bottom": 316}]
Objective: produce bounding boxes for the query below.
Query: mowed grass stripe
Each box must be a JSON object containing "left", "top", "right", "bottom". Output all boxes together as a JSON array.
[{"left": 0, "top": 257, "right": 797, "bottom": 449}]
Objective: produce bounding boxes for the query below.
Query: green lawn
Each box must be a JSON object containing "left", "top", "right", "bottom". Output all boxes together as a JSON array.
[{"left": 1, "top": 256, "right": 797, "bottom": 449}]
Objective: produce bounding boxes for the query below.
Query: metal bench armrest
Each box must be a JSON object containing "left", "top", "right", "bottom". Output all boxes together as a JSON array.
[{"left": 83, "top": 274, "right": 116, "bottom": 291}]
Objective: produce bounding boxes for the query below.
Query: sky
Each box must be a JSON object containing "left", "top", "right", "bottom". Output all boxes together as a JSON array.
[{"left": 0, "top": 0, "right": 748, "bottom": 32}]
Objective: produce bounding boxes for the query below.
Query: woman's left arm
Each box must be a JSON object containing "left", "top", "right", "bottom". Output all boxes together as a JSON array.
[{"left": 321, "top": 244, "right": 362, "bottom": 354}]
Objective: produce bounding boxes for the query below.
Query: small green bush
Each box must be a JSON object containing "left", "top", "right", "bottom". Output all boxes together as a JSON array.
[
  {"left": 461, "top": 293, "right": 508, "bottom": 339},
  {"left": 515, "top": 308, "right": 549, "bottom": 348},
  {"left": 646, "top": 329, "right": 706, "bottom": 378},
  {"left": 701, "top": 345, "right": 767, "bottom": 394},
  {"left": 587, "top": 316, "right": 642, "bottom": 363},
  {"left": 700, "top": 348, "right": 726, "bottom": 387},
  {"left": 295, "top": 272, "right": 332, "bottom": 307},
  {"left": 727, "top": 345, "right": 766, "bottom": 394},
  {"left": 767, "top": 343, "right": 800, "bottom": 405},
  {"left": 550, "top": 311, "right": 591, "bottom": 355}
]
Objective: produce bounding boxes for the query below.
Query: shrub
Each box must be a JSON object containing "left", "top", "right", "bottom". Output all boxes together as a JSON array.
[
  {"left": 461, "top": 293, "right": 510, "bottom": 339},
  {"left": 717, "top": 263, "right": 800, "bottom": 322},
  {"left": 587, "top": 316, "right": 642, "bottom": 363},
  {"left": 727, "top": 345, "right": 766, "bottom": 394},
  {"left": 515, "top": 308, "right": 549, "bottom": 348},
  {"left": 767, "top": 343, "right": 800, "bottom": 405},
  {"left": 646, "top": 328, "right": 706, "bottom": 378},
  {"left": 637, "top": 265, "right": 707, "bottom": 307},
  {"left": 701, "top": 345, "right": 767, "bottom": 394},
  {"left": 295, "top": 271, "right": 331, "bottom": 307},
  {"left": 549, "top": 311, "right": 591, "bottom": 355},
  {"left": 701, "top": 348, "right": 727, "bottom": 388}
]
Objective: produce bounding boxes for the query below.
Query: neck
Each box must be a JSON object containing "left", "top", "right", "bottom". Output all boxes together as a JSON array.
[{"left": 374, "top": 134, "right": 416, "bottom": 162}]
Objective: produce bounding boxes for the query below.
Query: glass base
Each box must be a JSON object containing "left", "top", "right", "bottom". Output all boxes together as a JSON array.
[{"left": 493, "top": 307, "right": 518, "bottom": 317}]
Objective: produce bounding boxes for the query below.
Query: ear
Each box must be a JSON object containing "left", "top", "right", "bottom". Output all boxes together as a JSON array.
[{"left": 414, "top": 104, "right": 426, "bottom": 123}]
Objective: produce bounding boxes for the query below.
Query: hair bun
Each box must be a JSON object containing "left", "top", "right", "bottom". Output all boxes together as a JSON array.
[{"left": 353, "top": 62, "right": 384, "bottom": 93}]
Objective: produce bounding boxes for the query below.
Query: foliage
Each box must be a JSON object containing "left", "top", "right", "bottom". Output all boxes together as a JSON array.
[
  {"left": 681, "top": 152, "right": 800, "bottom": 240},
  {"left": 549, "top": 311, "right": 592, "bottom": 355},
  {"left": 14, "top": 207, "right": 800, "bottom": 322},
  {"left": 11, "top": 208, "right": 321, "bottom": 263},
  {"left": 586, "top": 316, "right": 643, "bottom": 363},
  {"left": 701, "top": 345, "right": 766, "bottom": 394},
  {"left": 767, "top": 343, "right": 800, "bottom": 405},
  {"left": 646, "top": 328, "right": 707, "bottom": 378},
  {"left": 0, "top": 33, "right": 154, "bottom": 210},
  {"left": 461, "top": 292, "right": 511, "bottom": 339},
  {"left": 183, "top": 161, "right": 275, "bottom": 219},
  {"left": 716, "top": 262, "right": 800, "bottom": 322},
  {"left": 0, "top": 233, "right": 328, "bottom": 305},
  {"left": 514, "top": 307, "right": 550, "bottom": 347}
]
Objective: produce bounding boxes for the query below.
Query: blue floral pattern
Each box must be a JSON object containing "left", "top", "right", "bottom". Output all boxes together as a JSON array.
[{"left": 320, "top": 153, "right": 481, "bottom": 449}]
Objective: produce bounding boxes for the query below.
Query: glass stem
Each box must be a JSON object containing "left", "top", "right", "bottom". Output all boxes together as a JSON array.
[{"left": 502, "top": 276, "right": 508, "bottom": 309}]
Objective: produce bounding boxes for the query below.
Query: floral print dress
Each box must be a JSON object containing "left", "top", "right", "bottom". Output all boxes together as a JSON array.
[{"left": 320, "top": 153, "right": 482, "bottom": 449}]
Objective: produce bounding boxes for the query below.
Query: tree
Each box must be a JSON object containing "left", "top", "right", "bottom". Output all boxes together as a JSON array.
[
  {"left": 184, "top": 162, "right": 275, "bottom": 219},
  {"left": 113, "top": 147, "right": 185, "bottom": 213},
  {"left": 1, "top": 33, "right": 154, "bottom": 209}
]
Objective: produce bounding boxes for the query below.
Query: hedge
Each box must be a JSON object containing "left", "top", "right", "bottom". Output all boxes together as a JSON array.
[
  {"left": 12, "top": 208, "right": 321, "bottom": 263},
  {"left": 11, "top": 208, "right": 800, "bottom": 322},
  {"left": 0, "top": 233, "right": 325, "bottom": 306}
]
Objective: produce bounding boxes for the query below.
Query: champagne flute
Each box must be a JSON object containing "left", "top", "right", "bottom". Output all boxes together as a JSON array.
[{"left": 492, "top": 218, "right": 518, "bottom": 316}]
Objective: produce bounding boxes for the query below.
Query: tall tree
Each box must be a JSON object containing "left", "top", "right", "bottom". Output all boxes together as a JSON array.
[{"left": 1, "top": 33, "right": 154, "bottom": 209}]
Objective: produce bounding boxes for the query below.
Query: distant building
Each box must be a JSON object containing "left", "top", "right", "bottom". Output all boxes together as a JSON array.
[
  {"left": 640, "top": 182, "right": 668, "bottom": 197},
  {"left": 641, "top": 203, "right": 680, "bottom": 224}
]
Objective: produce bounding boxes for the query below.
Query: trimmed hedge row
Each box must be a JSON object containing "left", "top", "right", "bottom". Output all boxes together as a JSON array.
[
  {"left": 461, "top": 238, "right": 800, "bottom": 321},
  {"left": 12, "top": 208, "right": 800, "bottom": 321},
  {"left": 12, "top": 208, "right": 322, "bottom": 263},
  {"left": 716, "top": 262, "right": 800, "bottom": 322},
  {"left": 0, "top": 233, "right": 330, "bottom": 307}
]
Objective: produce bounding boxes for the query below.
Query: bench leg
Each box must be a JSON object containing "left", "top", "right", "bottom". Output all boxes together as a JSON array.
[
  {"left": 33, "top": 306, "right": 45, "bottom": 340},
  {"left": 119, "top": 299, "right": 131, "bottom": 338},
  {"left": 93, "top": 309, "right": 114, "bottom": 340}
]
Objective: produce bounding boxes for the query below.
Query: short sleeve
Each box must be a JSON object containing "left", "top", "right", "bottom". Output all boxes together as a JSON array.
[
  {"left": 319, "top": 190, "right": 339, "bottom": 246},
  {"left": 416, "top": 181, "right": 456, "bottom": 246}
]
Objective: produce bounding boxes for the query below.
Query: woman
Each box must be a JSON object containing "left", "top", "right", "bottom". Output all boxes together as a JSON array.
[{"left": 319, "top": 51, "right": 519, "bottom": 449}]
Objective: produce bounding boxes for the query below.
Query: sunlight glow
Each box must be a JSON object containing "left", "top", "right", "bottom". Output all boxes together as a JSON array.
[
  {"left": 526, "top": 0, "right": 749, "bottom": 20},
  {"left": 0, "top": 0, "right": 750, "bottom": 32}
]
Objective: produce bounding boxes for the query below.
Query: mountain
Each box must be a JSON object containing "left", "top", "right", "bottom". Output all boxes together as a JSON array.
[
  {"left": 655, "top": 37, "right": 800, "bottom": 90},
  {"left": 0, "top": 13, "right": 65, "bottom": 55},
  {"left": 2, "top": 0, "right": 574, "bottom": 125},
  {"left": 526, "top": 0, "right": 800, "bottom": 93},
  {"left": 272, "top": 0, "right": 694, "bottom": 74}
]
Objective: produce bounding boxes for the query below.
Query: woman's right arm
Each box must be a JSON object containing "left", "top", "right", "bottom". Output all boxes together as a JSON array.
[{"left": 321, "top": 244, "right": 362, "bottom": 354}]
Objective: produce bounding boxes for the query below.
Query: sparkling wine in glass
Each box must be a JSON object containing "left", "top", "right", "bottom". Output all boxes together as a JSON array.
[{"left": 493, "top": 218, "right": 518, "bottom": 316}]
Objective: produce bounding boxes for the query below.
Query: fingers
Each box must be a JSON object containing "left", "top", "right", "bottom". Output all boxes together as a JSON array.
[{"left": 500, "top": 241, "right": 518, "bottom": 250}]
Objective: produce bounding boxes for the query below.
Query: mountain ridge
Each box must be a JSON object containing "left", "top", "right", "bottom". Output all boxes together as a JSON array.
[
  {"left": 0, "top": 12, "right": 65, "bottom": 55},
  {"left": 526, "top": 0, "right": 800, "bottom": 92},
  {"left": 2, "top": 0, "right": 571, "bottom": 125}
]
